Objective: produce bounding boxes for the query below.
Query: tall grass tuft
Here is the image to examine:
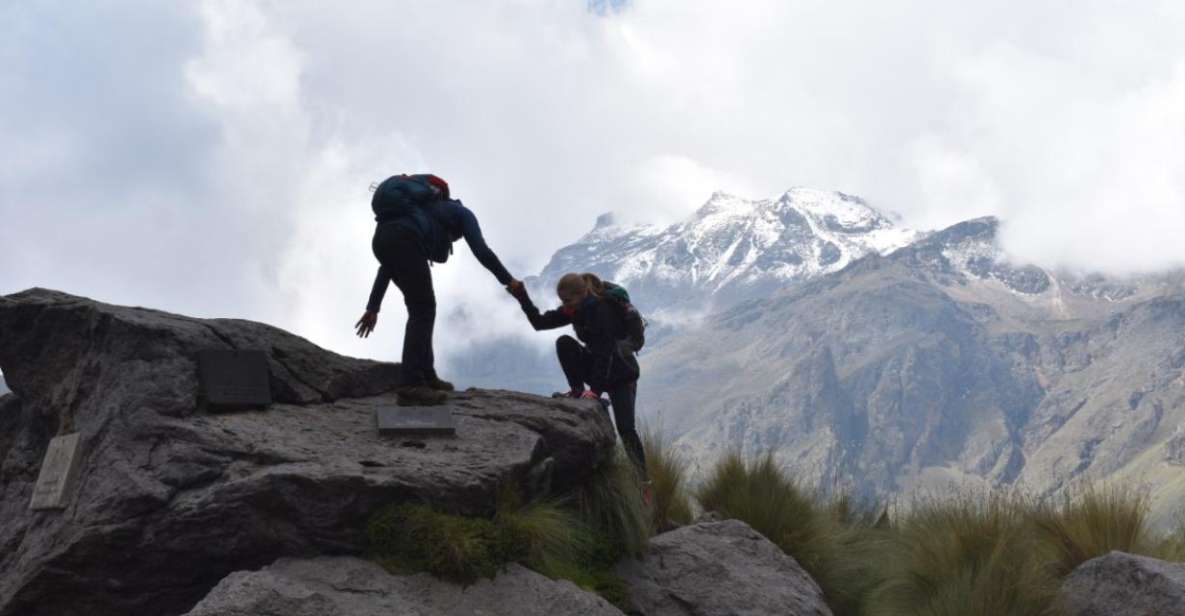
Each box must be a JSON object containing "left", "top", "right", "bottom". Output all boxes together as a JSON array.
[
  {"left": 495, "top": 492, "right": 595, "bottom": 577},
  {"left": 806, "top": 494, "right": 895, "bottom": 616},
  {"left": 368, "top": 482, "right": 635, "bottom": 607},
  {"left": 367, "top": 502, "right": 503, "bottom": 584},
  {"left": 570, "top": 447, "right": 652, "bottom": 560},
  {"left": 368, "top": 447, "right": 651, "bottom": 607},
  {"left": 1030, "top": 485, "right": 1159, "bottom": 578},
  {"left": 643, "top": 429, "right": 693, "bottom": 532},
  {"left": 868, "top": 493, "right": 1057, "bottom": 616},
  {"left": 695, "top": 451, "right": 820, "bottom": 553},
  {"left": 694, "top": 451, "right": 888, "bottom": 616}
]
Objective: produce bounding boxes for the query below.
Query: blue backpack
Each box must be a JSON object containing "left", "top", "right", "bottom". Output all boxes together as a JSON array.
[
  {"left": 371, "top": 174, "right": 440, "bottom": 222},
  {"left": 371, "top": 174, "right": 454, "bottom": 263}
]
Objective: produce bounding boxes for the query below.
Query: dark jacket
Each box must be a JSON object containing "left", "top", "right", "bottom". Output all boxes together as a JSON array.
[
  {"left": 516, "top": 292, "right": 640, "bottom": 392},
  {"left": 368, "top": 199, "right": 513, "bottom": 312}
]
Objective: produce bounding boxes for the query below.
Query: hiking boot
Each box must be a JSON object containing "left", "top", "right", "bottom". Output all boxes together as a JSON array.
[
  {"left": 425, "top": 375, "right": 455, "bottom": 392},
  {"left": 551, "top": 389, "right": 581, "bottom": 399},
  {"left": 396, "top": 385, "right": 448, "bottom": 407}
]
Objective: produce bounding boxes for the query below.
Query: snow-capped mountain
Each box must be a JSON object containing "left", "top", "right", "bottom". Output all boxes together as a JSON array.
[
  {"left": 639, "top": 213, "right": 1185, "bottom": 525},
  {"left": 533, "top": 188, "right": 919, "bottom": 316},
  {"left": 454, "top": 186, "right": 1185, "bottom": 526},
  {"left": 453, "top": 187, "right": 919, "bottom": 394}
]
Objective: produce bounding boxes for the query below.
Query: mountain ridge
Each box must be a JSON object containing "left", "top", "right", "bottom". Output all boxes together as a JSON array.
[
  {"left": 453, "top": 187, "right": 1185, "bottom": 525},
  {"left": 637, "top": 212, "right": 1185, "bottom": 523},
  {"left": 532, "top": 188, "right": 921, "bottom": 316}
]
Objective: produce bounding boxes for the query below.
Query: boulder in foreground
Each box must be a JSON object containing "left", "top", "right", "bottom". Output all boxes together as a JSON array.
[
  {"left": 182, "top": 556, "right": 625, "bottom": 616},
  {"left": 0, "top": 289, "right": 617, "bottom": 616},
  {"left": 1057, "top": 551, "right": 1185, "bottom": 616},
  {"left": 616, "top": 519, "right": 833, "bottom": 616}
]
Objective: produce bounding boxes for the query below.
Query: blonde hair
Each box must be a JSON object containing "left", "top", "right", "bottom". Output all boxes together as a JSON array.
[
  {"left": 580, "top": 272, "right": 605, "bottom": 296},
  {"left": 556, "top": 272, "right": 606, "bottom": 299}
]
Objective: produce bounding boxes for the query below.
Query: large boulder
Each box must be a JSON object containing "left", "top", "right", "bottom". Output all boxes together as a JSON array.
[
  {"left": 1057, "top": 551, "right": 1185, "bottom": 616},
  {"left": 0, "top": 289, "right": 617, "bottom": 616},
  {"left": 616, "top": 519, "right": 833, "bottom": 616},
  {"left": 182, "top": 556, "right": 625, "bottom": 616}
]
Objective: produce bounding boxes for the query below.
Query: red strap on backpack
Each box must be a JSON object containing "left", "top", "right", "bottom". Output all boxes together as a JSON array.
[{"left": 424, "top": 175, "right": 449, "bottom": 200}]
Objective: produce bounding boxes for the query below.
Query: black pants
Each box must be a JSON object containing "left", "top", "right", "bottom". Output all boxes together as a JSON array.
[
  {"left": 556, "top": 335, "right": 648, "bottom": 479},
  {"left": 373, "top": 225, "right": 436, "bottom": 387}
]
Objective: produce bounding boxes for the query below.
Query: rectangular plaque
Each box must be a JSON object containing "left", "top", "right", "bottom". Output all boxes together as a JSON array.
[
  {"left": 29, "top": 433, "right": 83, "bottom": 511},
  {"left": 197, "top": 350, "right": 272, "bottom": 409},
  {"left": 375, "top": 407, "right": 456, "bottom": 437}
]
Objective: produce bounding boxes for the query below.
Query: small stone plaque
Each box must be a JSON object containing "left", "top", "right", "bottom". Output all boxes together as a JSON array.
[
  {"left": 375, "top": 407, "right": 456, "bottom": 437},
  {"left": 197, "top": 350, "right": 272, "bottom": 409},
  {"left": 29, "top": 433, "right": 83, "bottom": 511}
]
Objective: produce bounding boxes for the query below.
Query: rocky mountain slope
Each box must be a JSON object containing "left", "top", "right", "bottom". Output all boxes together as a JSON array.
[
  {"left": 456, "top": 190, "right": 1185, "bottom": 525},
  {"left": 646, "top": 217, "right": 1185, "bottom": 522},
  {"left": 453, "top": 188, "right": 919, "bottom": 393}
]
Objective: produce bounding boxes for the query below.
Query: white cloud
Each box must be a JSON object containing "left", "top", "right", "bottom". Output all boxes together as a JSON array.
[{"left": 3, "top": 0, "right": 1185, "bottom": 366}]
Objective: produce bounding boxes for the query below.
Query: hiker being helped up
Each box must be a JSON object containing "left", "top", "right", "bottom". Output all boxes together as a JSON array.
[
  {"left": 508, "top": 272, "right": 648, "bottom": 480},
  {"left": 356, "top": 173, "right": 523, "bottom": 407}
]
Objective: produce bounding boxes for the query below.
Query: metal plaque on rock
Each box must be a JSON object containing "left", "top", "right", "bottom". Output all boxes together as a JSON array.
[
  {"left": 29, "top": 433, "right": 83, "bottom": 511},
  {"left": 375, "top": 407, "right": 456, "bottom": 437},
  {"left": 197, "top": 349, "right": 272, "bottom": 409}
]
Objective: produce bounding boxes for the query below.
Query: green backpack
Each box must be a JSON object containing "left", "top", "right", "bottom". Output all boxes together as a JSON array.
[{"left": 602, "top": 281, "right": 646, "bottom": 351}]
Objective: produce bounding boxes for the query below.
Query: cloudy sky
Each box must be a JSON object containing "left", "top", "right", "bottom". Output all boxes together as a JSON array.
[{"left": 3, "top": 0, "right": 1184, "bottom": 367}]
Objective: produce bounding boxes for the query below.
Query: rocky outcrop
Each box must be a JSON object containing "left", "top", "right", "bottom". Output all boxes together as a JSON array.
[
  {"left": 182, "top": 557, "right": 624, "bottom": 616},
  {"left": 617, "top": 519, "right": 833, "bottom": 616},
  {"left": 1057, "top": 551, "right": 1185, "bottom": 616},
  {"left": 0, "top": 289, "right": 617, "bottom": 616},
  {"left": 0, "top": 289, "right": 407, "bottom": 420}
]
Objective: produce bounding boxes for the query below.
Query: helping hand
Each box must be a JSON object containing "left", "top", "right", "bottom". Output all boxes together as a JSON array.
[
  {"left": 506, "top": 279, "right": 526, "bottom": 299},
  {"left": 355, "top": 311, "right": 378, "bottom": 338}
]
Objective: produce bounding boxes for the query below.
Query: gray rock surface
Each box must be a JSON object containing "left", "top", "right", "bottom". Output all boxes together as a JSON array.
[
  {"left": 183, "top": 556, "right": 624, "bottom": 616},
  {"left": 617, "top": 519, "right": 833, "bottom": 616},
  {"left": 0, "top": 289, "right": 617, "bottom": 616},
  {"left": 1057, "top": 551, "right": 1185, "bottom": 616}
]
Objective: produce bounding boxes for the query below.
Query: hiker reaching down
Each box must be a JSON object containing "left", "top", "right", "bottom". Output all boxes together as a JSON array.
[
  {"left": 355, "top": 173, "right": 523, "bottom": 407},
  {"left": 508, "top": 272, "right": 648, "bottom": 481}
]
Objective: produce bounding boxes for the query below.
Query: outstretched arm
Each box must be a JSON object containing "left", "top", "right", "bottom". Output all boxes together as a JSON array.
[
  {"left": 457, "top": 205, "right": 514, "bottom": 285},
  {"left": 510, "top": 286, "right": 571, "bottom": 331}
]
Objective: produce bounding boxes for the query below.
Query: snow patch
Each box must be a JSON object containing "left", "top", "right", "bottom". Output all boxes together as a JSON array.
[{"left": 541, "top": 187, "right": 921, "bottom": 309}]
